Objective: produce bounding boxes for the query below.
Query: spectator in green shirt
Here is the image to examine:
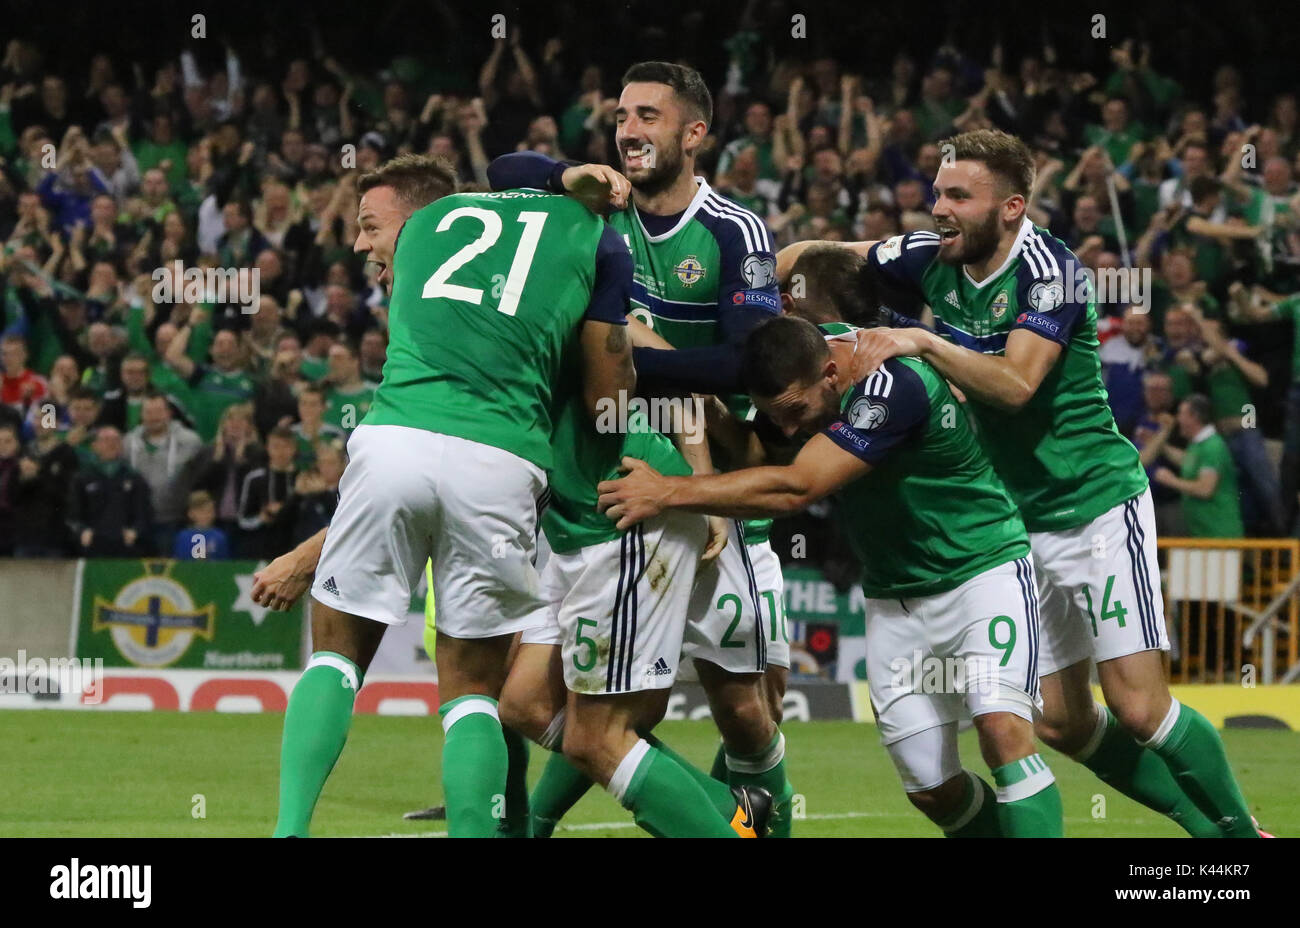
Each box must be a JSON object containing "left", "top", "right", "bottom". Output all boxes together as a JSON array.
[
  {"left": 132, "top": 113, "right": 189, "bottom": 192},
  {"left": 1086, "top": 97, "right": 1145, "bottom": 168},
  {"left": 163, "top": 326, "right": 257, "bottom": 442},
  {"left": 1153, "top": 394, "right": 1245, "bottom": 537},
  {"left": 322, "top": 342, "right": 376, "bottom": 435}
]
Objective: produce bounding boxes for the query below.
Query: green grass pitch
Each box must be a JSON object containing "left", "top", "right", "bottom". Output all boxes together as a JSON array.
[{"left": 2, "top": 711, "right": 1293, "bottom": 837}]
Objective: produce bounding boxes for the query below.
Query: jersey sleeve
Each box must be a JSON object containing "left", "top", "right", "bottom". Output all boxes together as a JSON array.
[
  {"left": 486, "top": 151, "right": 570, "bottom": 193},
  {"left": 866, "top": 231, "right": 940, "bottom": 295},
  {"left": 821, "top": 359, "right": 930, "bottom": 465},
  {"left": 1009, "top": 238, "right": 1088, "bottom": 347},
  {"left": 709, "top": 200, "right": 781, "bottom": 321},
  {"left": 584, "top": 224, "right": 633, "bottom": 325}
]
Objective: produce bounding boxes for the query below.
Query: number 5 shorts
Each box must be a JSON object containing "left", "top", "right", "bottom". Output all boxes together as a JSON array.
[
  {"left": 520, "top": 510, "right": 708, "bottom": 694},
  {"left": 311, "top": 424, "right": 549, "bottom": 637}
]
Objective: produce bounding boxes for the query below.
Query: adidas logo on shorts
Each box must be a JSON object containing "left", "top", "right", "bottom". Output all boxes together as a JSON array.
[
  {"left": 322, "top": 576, "right": 340, "bottom": 596},
  {"left": 643, "top": 657, "right": 672, "bottom": 677}
]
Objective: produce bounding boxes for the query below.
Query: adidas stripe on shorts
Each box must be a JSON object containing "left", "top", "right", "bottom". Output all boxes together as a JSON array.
[
  {"left": 521, "top": 511, "right": 708, "bottom": 694},
  {"left": 1032, "top": 488, "right": 1171, "bottom": 676}
]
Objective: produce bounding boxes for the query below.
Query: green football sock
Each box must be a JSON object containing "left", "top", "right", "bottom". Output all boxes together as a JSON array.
[
  {"left": 1142, "top": 700, "right": 1258, "bottom": 838},
  {"left": 498, "top": 727, "right": 532, "bottom": 837},
  {"left": 709, "top": 742, "right": 728, "bottom": 781},
  {"left": 992, "top": 754, "right": 1064, "bottom": 837},
  {"left": 530, "top": 749, "right": 593, "bottom": 838},
  {"left": 273, "top": 651, "right": 362, "bottom": 837},
  {"left": 723, "top": 732, "right": 795, "bottom": 838},
  {"left": 936, "top": 771, "right": 1003, "bottom": 838},
  {"left": 642, "top": 732, "right": 742, "bottom": 820},
  {"left": 1076, "top": 704, "right": 1221, "bottom": 838},
  {"left": 610, "top": 740, "right": 738, "bottom": 838},
  {"left": 439, "top": 695, "right": 508, "bottom": 838}
]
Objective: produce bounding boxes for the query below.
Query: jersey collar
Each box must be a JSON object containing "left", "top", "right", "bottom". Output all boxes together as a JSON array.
[
  {"left": 633, "top": 177, "right": 712, "bottom": 243},
  {"left": 1192, "top": 424, "right": 1216, "bottom": 445},
  {"left": 962, "top": 216, "right": 1034, "bottom": 290}
]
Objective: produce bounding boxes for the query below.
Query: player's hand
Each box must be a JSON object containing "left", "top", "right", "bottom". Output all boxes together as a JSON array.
[
  {"left": 596, "top": 457, "right": 669, "bottom": 530},
  {"left": 1153, "top": 466, "right": 1176, "bottom": 486},
  {"left": 701, "top": 515, "right": 728, "bottom": 563},
  {"left": 849, "top": 327, "right": 932, "bottom": 381},
  {"left": 251, "top": 551, "right": 314, "bottom": 611},
  {"left": 561, "top": 163, "right": 631, "bottom": 214}
]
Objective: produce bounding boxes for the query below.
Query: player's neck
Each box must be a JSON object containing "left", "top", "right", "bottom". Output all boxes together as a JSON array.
[{"left": 633, "top": 167, "right": 699, "bottom": 217}]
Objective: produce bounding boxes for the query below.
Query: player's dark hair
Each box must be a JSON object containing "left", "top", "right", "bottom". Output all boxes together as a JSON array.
[
  {"left": 298, "top": 384, "right": 325, "bottom": 401},
  {"left": 742, "top": 316, "right": 830, "bottom": 399},
  {"left": 358, "top": 154, "right": 458, "bottom": 212},
  {"left": 67, "top": 385, "right": 99, "bottom": 404},
  {"left": 1181, "top": 393, "right": 1214, "bottom": 425},
  {"left": 940, "top": 129, "right": 1035, "bottom": 199},
  {"left": 267, "top": 425, "right": 296, "bottom": 443},
  {"left": 788, "top": 245, "right": 884, "bottom": 328},
  {"left": 622, "top": 61, "right": 713, "bottom": 127}
]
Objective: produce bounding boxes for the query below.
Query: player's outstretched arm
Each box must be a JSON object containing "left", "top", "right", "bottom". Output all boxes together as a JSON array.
[
  {"left": 486, "top": 152, "right": 628, "bottom": 213},
  {"left": 852, "top": 326, "right": 1062, "bottom": 412},
  {"left": 596, "top": 433, "right": 869, "bottom": 529},
  {"left": 251, "top": 528, "right": 326, "bottom": 611}
]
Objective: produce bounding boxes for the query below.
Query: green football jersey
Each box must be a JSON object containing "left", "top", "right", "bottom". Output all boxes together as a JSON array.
[
  {"left": 609, "top": 179, "right": 781, "bottom": 544},
  {"left": 365, "top": 190, "right": 609, "bottom": 471},
  {"left": 869, "top": 221, "right": 1148, "bottom": 533},
  {"left": 818, "top": 341, "right": 1030, "bottom": 598},
  {"left": 1269, "top": 294, "right": 1300, "bottom": 382},
  {"left": 543, "top": 386, "right": 692, "bottom": 555},
  {"left": 183, "top": 365, "right": 257, "bottom": 443},
  {"left": 325, "top": 381, "right": 377, "bottom": 433},
  {"left": 1180, "top": 430, "right": 1244, "bottom": 538}
]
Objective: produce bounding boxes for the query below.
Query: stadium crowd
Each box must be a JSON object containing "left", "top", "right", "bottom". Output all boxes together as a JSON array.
[{"left": 2, "top": 13, "right": 1299, "bottom": 562}]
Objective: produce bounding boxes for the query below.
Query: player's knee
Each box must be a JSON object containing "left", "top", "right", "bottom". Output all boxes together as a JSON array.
[
  {"left": 497, "top": 692, "right": 552, "bottom": 744},
  {"left": 1034, "top": 707, "right": 1094, "bottom": 755},
  {"left": 1107, "top": 694, "right": 1170, "bottom": 743},
  {"left": 712, "top": 691, "right": 775, "bottom": 752},
  {"left": 905, "top": 777, "right": 966, "bottom": 824},
  {"left": 973, "top": 711, "right": 1034, "bottom": 767}
]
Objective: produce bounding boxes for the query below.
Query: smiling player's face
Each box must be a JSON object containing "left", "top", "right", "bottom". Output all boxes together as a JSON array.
[
  {"left": 931, "top": 160, "right": 1005, "bottom": 266},
  {"left": 615, "top": 82, "right": 689, "bottom": 194},
  {"left": 354, "top": 186, "right": 409, "bottom": 291}
]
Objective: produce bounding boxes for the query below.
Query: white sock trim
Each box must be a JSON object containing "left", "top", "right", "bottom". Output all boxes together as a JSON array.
[
  {"left": 538, "top": 709, "right": 566, "bottom": 751},
  {"left": 440, "top": 696, "right": 499, "bottom": 734},
  {"left": 726, "top": 731, "right": 786, "bottom": 775},
  {"left": 1071, "top": 703, "right": 1110, "bottom": 762},
  {"left": 996, "top": 755, "right": 1057, "bottom": 804},
  {"left": 607, "top": 738, "right": 651, "bottom": 806},
  {"left": 942, "top": 771, "right": 987, "bottom": 832},
  {"left": 1138, "top": 698, "right": 1182, "bottom": 750},
  {"left": 306, "top": 652, "right": 360, "bottom": 692}
]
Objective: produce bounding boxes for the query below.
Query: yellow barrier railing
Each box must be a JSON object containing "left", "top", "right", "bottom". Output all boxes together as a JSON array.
[{"left": 1156, "top": 538, "right": 1300, "bottom": 684}]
